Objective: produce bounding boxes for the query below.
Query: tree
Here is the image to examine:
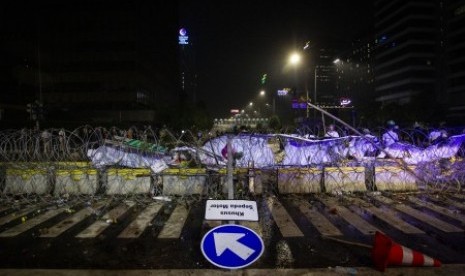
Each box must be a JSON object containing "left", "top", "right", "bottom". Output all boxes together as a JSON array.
[{"left": 268, "top": 115, "right": 281, "bottom": 132}]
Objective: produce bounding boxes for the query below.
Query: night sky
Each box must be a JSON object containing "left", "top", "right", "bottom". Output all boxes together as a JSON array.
[
  {"left": 179, "top": 0, "right": 373, "bottom": 118},
  {"left": 1, "top": 1, "right": 373, "bottom": 125}
]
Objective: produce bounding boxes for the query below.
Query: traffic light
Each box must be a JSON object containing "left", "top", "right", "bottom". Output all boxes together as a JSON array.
[{"left": 261, "top": 73, "right": 267, "bottom": 84}]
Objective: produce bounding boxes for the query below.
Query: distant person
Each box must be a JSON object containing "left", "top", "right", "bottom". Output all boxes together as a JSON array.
[
  {"left": 362, "top": 128, "right": 378, "bottom": 142},
  {"left": 126, "top": 127, "right": 134, "bottom": 139},
  {"left": 361, "top": 128, "right": 379, "bottom": 156},
  {"left": 324, "top": 124, "right": 340, "bottom": 138},
  {"left": 428, "top": 123, "right": 448, "bottom": 145},
  {"left": 412, "top": 121, "right": 427, "bottom": 147},
  {"left": 303, "top": 133, "right": 316, "bottom": 139},
  {"left": 41, "top": 129, "right": 52, "bottom": 154},
  {"left": 382, "top": 120, "right": 399, "bottom": 147},
  {"left": 58, "top": 128, "right": 66, "bottom": 152}
]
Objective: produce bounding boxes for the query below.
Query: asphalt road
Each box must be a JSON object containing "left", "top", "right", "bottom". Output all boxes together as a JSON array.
[{"left": 0, "top": 192, "right": 464, "bottom": 273}]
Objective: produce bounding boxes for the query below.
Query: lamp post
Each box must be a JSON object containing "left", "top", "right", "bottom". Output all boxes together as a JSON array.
[
  {"left": 288, "top": 52, "right": 310, "bottom": 118},
  {"left": 259, "top": 90, "right": 274, "bottom": 115},
  {"left": 333, "top": 58, "right": 342, "bottom": 99},
  {"left": 314, "top": 65, "right": 318, "bottom": 111},
  {"left": 313, "top": 65, "right": 320, "bottom": 127}
]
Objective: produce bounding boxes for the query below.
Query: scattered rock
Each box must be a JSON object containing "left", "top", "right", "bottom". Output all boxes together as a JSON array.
[{"left": 275, "top": 240, "right": 294, "bottom": 268}]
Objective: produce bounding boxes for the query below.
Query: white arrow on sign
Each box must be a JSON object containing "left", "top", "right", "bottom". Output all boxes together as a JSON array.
[{"left": 213, "top": 232, "right": 255, "bottom": 260}]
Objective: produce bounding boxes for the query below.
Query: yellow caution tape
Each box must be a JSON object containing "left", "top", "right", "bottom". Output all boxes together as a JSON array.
[
  {"left": 6, "top": 168, "right": 47, "bottom": 181},
  {"left": 278, "top": 168, "right": 322, "bottom": 174},
  {"left": 218, "top": 168, "right": 249, "bottom": 175},
  {"left": 107, "top": 168, "right": 151, "bottom": 180},
  {"left": 375, "top": 166, "right": 416, "bottom": 173},
  {"left": 162, "top": 168, "right": 207, "bottom": 175},
  {"left": 325, "top": 167, "right": 365, "bottom": 173}
]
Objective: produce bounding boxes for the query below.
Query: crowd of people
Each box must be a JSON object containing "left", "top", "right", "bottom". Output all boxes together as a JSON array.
[
  {"left": 11, "top": 119, "right": 464, "bottom": 158},
  {"left": 317, "top": 120, "right": 460, "bottom": 149}
]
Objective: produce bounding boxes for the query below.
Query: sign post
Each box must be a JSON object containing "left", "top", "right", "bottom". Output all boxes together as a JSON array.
[
  {"left": 201, "top": 136, "right": 263, "bottom": 269},
  {"left": 226, "top": 137, "right": 234, "bottom": 223}
]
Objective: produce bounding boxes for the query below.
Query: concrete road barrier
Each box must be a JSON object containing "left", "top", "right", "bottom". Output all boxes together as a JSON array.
[
  {"left": 162, "top": 168, "right": 208, "bottom": 195},
  {"left": 106, "top": 168, "right": 152, "bottom": 194},
  {"left": 324, "top": 166, "right": 367, "bottom": 194},
  {"left": 4, "top": 168, "right": 50, "bottom": 195},
  {"left": 278, "top": 167, "right": 323, "bottom": 193},
  {"left": 54, "top": 169, "right": 98, "bottom": 195},
  {"left": 374, "top": 165, "right": 418, "bottom": 191}
]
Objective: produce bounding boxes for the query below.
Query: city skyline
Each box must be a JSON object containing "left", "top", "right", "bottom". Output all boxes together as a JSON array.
[
  {"left": 2, "top": 1, "right": 464, "bottom": 128},
  {"left": 179, "top": 0, "right": 373, "bottom": 117}
]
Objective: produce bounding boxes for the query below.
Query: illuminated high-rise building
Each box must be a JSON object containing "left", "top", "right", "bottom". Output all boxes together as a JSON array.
[
  {"left": 373, "top": 0, "right": 465, "bottom": 123},
  {"left": 374, "top": 0, "right": 444, "bottom": 114},
  {"left": 178, "top": 27, "right": 198, "bottom": 103}
]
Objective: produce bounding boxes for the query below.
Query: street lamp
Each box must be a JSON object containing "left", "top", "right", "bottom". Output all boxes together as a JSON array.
[
  {"left": 289, "top": 52, "right": 301, "bottom": 65},
  {"left": 257, "top": 90, "right": 267, "bottom": 117},
  {"left": 289, "top": 51, "right": 310, "bottom": 118},
  {"left": 314, "top": 66, "right": 318, "bottom": 108}
]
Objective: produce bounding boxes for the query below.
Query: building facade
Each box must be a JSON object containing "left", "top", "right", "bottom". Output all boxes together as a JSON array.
[
  {"left": 374, "top": 0, "right": 444, "bottom": 121},
  {"left": 445, "top": 0, "right": 465, "bottom": 123},
  {"left": 373, "top": 0, "right": 465, "bottom": 124},
  {"left": 335, "top": 37, "right": 375, "bottom": 106},
  {"left": 314, "top": 48, "right": 339, "bottom": 106}
]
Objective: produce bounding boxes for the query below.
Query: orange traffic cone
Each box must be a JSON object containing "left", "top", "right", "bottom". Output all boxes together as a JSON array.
[{"left": 372, "top": 231, "right": 441, "bottom": 271}]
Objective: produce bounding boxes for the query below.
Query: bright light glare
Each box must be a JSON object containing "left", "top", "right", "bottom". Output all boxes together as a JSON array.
[
  {"left": 340, "top": 98, "right": 351, "bottom": 106},
  {"left": 333, "top": 58, "right": 341, "bottom": 64},
  {"left": 260, "top": 90, "right": 265, "bottom": 96},
  {"left": 249, "top": 102, "right": 253, "bottom": 106},
  {"left": 303, "top": 41, "right": 310, "bottom": 50},
  {"left": 289, "top": 53, "right": 301, "bottom": 65}
]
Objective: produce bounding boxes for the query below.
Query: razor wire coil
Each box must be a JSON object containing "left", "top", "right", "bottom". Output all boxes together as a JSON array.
[{"left": 1, "top": 126, "right": 464, "bottom": 205}]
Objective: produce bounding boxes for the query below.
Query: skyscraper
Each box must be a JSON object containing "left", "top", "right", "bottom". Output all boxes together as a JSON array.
[
  {"left": 178, "top": 27, "right": 197, "bottom": 104},
  {"left": 374, "top": 0, "right": 444, "bottom": 121},
  {"left": 445, "top": 0, "right": 465, "bottom": 123},
  {"left": 334, "top": 36, "right": 375, "bottom": 125},
  {"left": 373, "top": 0, "right": 465, "bottom": 124}
]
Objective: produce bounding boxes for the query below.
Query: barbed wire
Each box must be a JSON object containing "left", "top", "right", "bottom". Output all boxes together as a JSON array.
[{"left": 0, "top": 125, "right": 464, "bottom": 205}]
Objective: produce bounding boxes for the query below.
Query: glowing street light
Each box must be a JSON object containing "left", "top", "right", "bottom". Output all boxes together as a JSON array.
[
  {"left": 289, "top": 52, "right": 301, "bottom": 65},
  {"left": 259, "top": 90, "right": 265, "bottom": 96}
]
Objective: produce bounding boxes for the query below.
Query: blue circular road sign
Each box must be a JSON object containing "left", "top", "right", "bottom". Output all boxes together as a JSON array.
[{"left": 201, "top": 224, "right": 264, "bottom": 269}]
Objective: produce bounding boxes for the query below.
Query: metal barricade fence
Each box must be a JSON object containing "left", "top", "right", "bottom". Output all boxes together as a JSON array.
[{"left": 0, "top": 126, "right": 464, "bottom": 205}]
